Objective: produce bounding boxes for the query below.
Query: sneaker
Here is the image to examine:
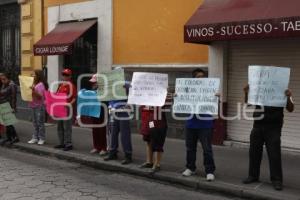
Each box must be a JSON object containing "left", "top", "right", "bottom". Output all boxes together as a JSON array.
[
  {"left": 63, "top": 145, "right": 73, "bottom": 151},
  {"left": 121, "top": 158, "right": 132, "bottom": 165},
  {"left": 272, "top": 181, "right": 283, "bottom": 191},
  {"left": 139, "top": 162, "right": 154, "bottom": 169},
  {"left": 90, "top": 149, "right": 99, "bottom": 154},
  {"left": 37, "top": 139, "right": 45, "bottom": 145},
  {"left": 150, "top": 166, "right": 161, "bottom": 174},
  {"left": 10, "top": 137, "right": 20, "bottom": 145},
  {"left": 99, "top": 150, "right": 108, "bottom": 157},
  {"left": 206, "top": 173, "right": 215, "bottom": 181},
  {"left": 28, "top": 138, "right": 38, "bottom": 144},
  {"left": 104, "top": 154, "right": 118, "bottom": 161},
  {"left": 182, "top": 169, "right": 196, "bottom": 177}
]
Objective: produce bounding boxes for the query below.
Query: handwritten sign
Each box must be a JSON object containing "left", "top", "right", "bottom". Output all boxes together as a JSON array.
[
  {"left": 0, "top": 103, "right": 17, "bottom": 126},
  {"left": 19, "top": 75, "right": 34, "bottom": 102},
  {"left": 248, "top": 65, "right": 291, "bottom": 107},
  {"left": 97, "top": 69, "right": 127, "bottom": 101},
  {"left": 77, "top": 89, "right": 101, "bottom": 118},
  {"left": 127, "top": 72, "right": 168, "bottom": 106},
  {"left": 173, "top": 78, "right": 220, "bottom": 115},
  {"left": 44, "top": 91, "right": 68, "bottom": 119}
]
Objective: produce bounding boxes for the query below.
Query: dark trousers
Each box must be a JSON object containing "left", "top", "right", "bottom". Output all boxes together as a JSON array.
[
  {"left": 248, "top": 125, "right": 283, "bottom": 182},
  {"left": 6, "top": 125, "right": 18, "bottom": 141},
  {"left": 110, "top": 112, "right": 132, "bottom": 156},
  {"left": 185, "top": 128, "right": 216, "bottom": 174},
  {"left": 92, "top": 117, "right": 107, "bottom": 151},
  {"left": 57, "top": 119, "right": 72, "bottom": 146}
]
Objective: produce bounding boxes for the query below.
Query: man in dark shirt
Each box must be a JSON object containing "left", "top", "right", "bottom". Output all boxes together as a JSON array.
[{"left": 243, "top": 85, "right": 294, "bottom": 191}]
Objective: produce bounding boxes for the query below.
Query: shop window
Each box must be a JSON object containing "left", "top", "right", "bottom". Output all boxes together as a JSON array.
[{"left": 64, "top": 23, "right": 97, "bottom": 90}]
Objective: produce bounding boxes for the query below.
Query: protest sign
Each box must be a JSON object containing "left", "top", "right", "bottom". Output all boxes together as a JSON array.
[
  {"left": 77, "top": 89, "right": 101, "bottom": 118},
  {"left": 248, "top": 65, "right": 290, "bottom": 107},
  {"left": 173, "top": 78, "right": 220, "bottom": 115},
  {"left": 44, "top": 91, "right": 68, "bottom": 119},
  {"left": 0, "top": 102, "right": 17, "bottom": 126},
  {"left": 127, "top": 72, "right": 168, "bottom": 106},
  {"left": 19, "top": 75, "right": 34, "bottom": 102},
  {"left": 97, "top": 69, "right": 127, "bottom": 101}
]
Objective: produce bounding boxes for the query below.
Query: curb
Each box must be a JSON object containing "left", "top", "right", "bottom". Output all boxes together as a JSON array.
[{"left": 3, "top": 142, "right": 296, "bottom": 200}]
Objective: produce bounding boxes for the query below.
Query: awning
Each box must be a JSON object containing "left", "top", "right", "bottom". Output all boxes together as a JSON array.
[
  {"left": 184, "top": 0, "right": 300, "bottom": 44},
  {"left": 34, "top": 19, "right": 97, "bottom": 56}
]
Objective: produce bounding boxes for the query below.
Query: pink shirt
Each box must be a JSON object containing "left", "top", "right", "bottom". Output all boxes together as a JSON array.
[{"left": 29, "top": 82, "right": 46, "bottom": 108}]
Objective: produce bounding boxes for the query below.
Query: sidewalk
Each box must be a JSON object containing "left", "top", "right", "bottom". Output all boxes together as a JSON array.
[{"left": 4, "top": 120, "right": 300, "bottom": 200}]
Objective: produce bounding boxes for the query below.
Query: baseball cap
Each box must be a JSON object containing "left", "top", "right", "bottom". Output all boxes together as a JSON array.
[
  {"left": 62, "top": 68, "right": 72, "bottom": 76},
  {"left": 89, "top": 74, "right": 98, "bottom": 83}
]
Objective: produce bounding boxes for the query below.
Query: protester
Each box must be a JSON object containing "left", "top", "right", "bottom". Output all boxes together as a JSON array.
[
  {"left": 243, "top": 85, "right": 294, "bottom": 191},
  {"left": 0, "top": 73, "right": 5, "bottom": 140},
  {"left": 139, "top": 104, "right": 169, "bottom": 173},
  {"left": 0, "top": 72, "right": 19, "bottom": 145},
  {"left": 104, "top": 70, "right": 132, "bottom": 165},
  {"left": 27, "top": 70, "right": 48, "bottom": 145},
  {"left": 181, "top": 68, "right": 217, "bottom": 181},
  {"left": 82, "top": 74, "right": 108, "bottom": 156},
  {"left": 54, "top": 68, "right": 77, "bottom": 151}
]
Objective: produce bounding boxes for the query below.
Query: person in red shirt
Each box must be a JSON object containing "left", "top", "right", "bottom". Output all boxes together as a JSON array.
[
  {"left": 139, "top": 93, "right": 173, "bottom": 174},
  {"left": 54, "top": 68, "right": 77, "bottom": 151}
]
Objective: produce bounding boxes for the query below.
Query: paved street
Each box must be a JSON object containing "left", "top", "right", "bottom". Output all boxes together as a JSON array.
[{"left": 0, "top": 148, "right": 242, "bottom": 200}]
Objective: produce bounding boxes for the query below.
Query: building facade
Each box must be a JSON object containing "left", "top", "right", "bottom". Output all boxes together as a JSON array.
[
  {"left": 19, "top": 0, "right": 209, "bottom": 139},
  {"left": 0, "top": 0, "right": 21, "bottom": 82},
  {"left": 185, "top": 0, "right": 300, "bottom": 150}
]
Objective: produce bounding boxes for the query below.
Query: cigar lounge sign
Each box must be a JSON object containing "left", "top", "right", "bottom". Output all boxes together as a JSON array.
[
  {"left": 34, "top": 44, "right": 73, "bottom": 56},
  {"left": 185, "top": 17, "right": 300, "bottom": 43}
]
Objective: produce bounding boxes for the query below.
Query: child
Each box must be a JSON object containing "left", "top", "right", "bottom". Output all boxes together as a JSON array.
[
  {"left": 139, "top": 106, "right": 168, "bottom": 173},
  {"left": 28, "top": 70, "right": 48, "bottom": 145},
  {"left": 54, "top": 68, "right": 77, "bottom": 151}
]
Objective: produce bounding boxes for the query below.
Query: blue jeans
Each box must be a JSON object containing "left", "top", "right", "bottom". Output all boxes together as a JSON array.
[
  {"left": 185, "top": 128, "right": 216, "bottom": 174},
  {"left": 32, "top": 106, "right": 46, "bottom": 140},
  {"left": 109, "top": 112, "right": 132, "bottom": 156}
]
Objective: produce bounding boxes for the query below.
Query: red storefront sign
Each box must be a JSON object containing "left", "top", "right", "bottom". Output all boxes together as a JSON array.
[
  {"left": 184, "top": 0, "right": 300, "bottom": 44},
  {"left": 34, "top": 45, "right": 72, "bottom": 56},
  {"left": 34, "top": 20, "right": 97, "bottom": 56}
]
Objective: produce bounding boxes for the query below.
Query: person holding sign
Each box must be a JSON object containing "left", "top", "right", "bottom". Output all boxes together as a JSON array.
[
  {"left": 54, "top": 69, "right": 77, "bottom": 151},
  {"left": 77, "top": 74, "right": 108, "bottom": 156},
  {"left": 0, "top": 73, "right": 4, "bottom": 141},
  {"left": 104, "top": 68, "right": 133, "bottom": 165},
  {"left": 0, "top": 72, "right": 19, "bottom": 145},
  {"left": 139, "top": 96, "right": 172, "bottom": 173},
  {"left": 181, "top": 68, "right": 217, "bottom": 182},
  {"left": 27, "top": 70, "right": 48, "bottom": 145},
  {"left": 243, "top": 79, "right": 294, "bottom": 190}
]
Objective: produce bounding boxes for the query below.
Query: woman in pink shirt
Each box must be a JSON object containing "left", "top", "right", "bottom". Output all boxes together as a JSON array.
[{"left": 28, "top": 70, "right": 48, "bottom": 145}]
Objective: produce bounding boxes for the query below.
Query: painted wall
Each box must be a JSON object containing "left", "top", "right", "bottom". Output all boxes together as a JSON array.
[
  {"left": 113, "top": 0, "right": 208, "bottom": 64},
  {"left": 43, "top": 0, "right": 91, "bottom": 33},
  {"left": 20, "top": 0, "right": 43, "bottom": 75}
]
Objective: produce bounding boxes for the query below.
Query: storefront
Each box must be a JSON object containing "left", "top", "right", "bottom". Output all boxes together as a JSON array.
[
  {"left": 33, "top": 0, "right": 112, "bottom": 90},
  {"left": 185, "top": 0, "right": 300, "bottom": 149},
  {"left": 0, "top": 0, "right": 20, "bottom": 83}
]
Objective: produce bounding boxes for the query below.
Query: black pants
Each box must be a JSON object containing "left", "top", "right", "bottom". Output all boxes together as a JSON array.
[
  {"left": 185, "top": 128, "right": 216, "bottom": 174},
  {"left": 248, "top": 125, "right": 282, "bottom": 182},
  {"left": 6, "top": 125, "right": 18, "bottom": 141}
]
